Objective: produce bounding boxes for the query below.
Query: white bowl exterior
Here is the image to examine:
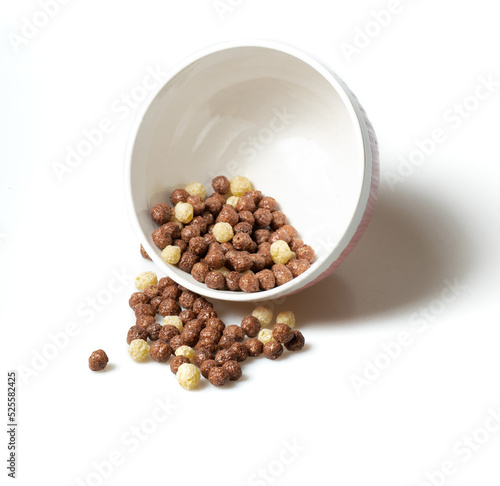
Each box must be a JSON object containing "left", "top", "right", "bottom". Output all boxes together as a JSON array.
[{"left": 126, "top": 41, "right": 379, "bottom": 302}]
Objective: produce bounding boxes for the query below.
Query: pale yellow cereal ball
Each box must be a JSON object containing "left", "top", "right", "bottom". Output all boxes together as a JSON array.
[
  {"left": 128, "top": 339, "right": 150, "bottom": 361},
  {"left": 226, "top": 196, "right": 239, "bottom": 207},
  {"left": 161, "top": 245, "right": 181, "bottom": 265},
  {"left": 162, "top": 316, "right": 183, "bottom": 333},
  {"left": 258, "top": 328, "right": 274, "bottom": 344},
  {"left": 230, "top": 176, "right": 253, "bottom": 197},
  {"left": 177, "top": 363, "right": 201, "bottom": 390},
  {"left": 174, "top": 202, "right": 194, "bottom": 224},
  {"left": 276, "top": 311, "right": 295, "bottom": 329},
  {"left": 212, "top": 222, "right": 234, "bottom": 243},
  {"left": 135, "top": 271, "right": 158, "bottom": 291},
  {"left": 270, "top": 240, "right": 295, "bottom": 265},
  {"left": 252, "top": 306, "right": 273, "bottom": 327},
  {"left": 175, "top": 345, "right": 195, "bottom": 363},
  {"left": 169, "top": 215, "right": 184, "bottom": 230},
  {"left": 216, "top": 266, "right": 230, "bottom": 276},
  {"left": 185, "top": 182, "right": 206, "bottom": 199}
]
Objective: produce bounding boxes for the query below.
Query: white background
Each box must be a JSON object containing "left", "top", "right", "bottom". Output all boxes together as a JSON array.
[{"left": 2, "top": 1, "right": 500, "bottom": 485}]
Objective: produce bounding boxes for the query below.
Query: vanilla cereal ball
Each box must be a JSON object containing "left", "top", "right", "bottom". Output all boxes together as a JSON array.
[
  {"left": 216, "top": 266, "right": 230, "bottom": 276},
  {"left": 276, "top": 311, "right": 295, "bottom": 329},
  {"left": 270, "top": 240, "right": 295, "bottom": 265},
  {"left": 135, "top": 271, "right": 158, "bottom": 291},
  {"left": 174, "top": 202, "right": 194, "bottom": 224},
  {"left": 226, "top": 196, "right": 239, "bottom": 207},
  {"left": 177, "top": 363, "right": 201, "bottom": 390},
  {"left": 212, "top": 222, "right": 234, "bottom": 243},
  {"left": 162, "top": 316, "right": 183, "bottom": 333},
  {"left": 230, "top": 176, "right": 253, "bottom": 197},
  {"left": 161, "top": 245, "right": 181, "bottom": 265},
  {"left": 257, "top": 328, "right": 274, "bottom": 344},
  {"left": 175, "top": 345, "right": 195, "bottom": 363},
  {"left": 252, "top": 306, "right": 273, "bottom": 327},
  {"left": 185, "top": 182, "right": 206, "bottom": 200},
  {"left": 128, "top": 339, "right": 151, "bottom": 361}
]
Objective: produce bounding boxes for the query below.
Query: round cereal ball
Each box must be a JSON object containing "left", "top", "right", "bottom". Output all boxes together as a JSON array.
[
  {"left": 225, "top": 271, "right": 241, "bottom": 291},
  {"left": 205, "top": 196, "right": 223, "bottom": 215},
  {"left": 134, "top": 303, "right": 155, "bottom": 318},
  {"left": 162, "top": 316, "right": 183, "bottom": 333},
  {"left": 263, "top": 341, "right": 283, "bottom": 360},
  {"left": 236, "top": 194, "right": 256, "bottom": 213},
  {"left": 195, "top": 340, "right": 219, "bottom": 355},
  {"left": 192, "top": 297, "right": 213, "bottom": 314},
  {"left": 151, "top": 203, "right": 173, "bottom": 225},
  {"left": 152, "top": 227, "right": 173, "bottom": 250},
  {"left": 162, "top": 221, "right": 182, "bottom": 239},
  {"left": 191, "top": 262, "right": 210, "bottom": 283},
  {"left": 150, "top": 340, "right": 172, "bottom": 363},
  {"left": 245, "top": 338, "right": 264, "bottom": 357},
  {"left": 257, "top": 328, "right": 274, "bottom": 344},
  {"left": 179, "top": 290, "right": 198, "bottom": 310},
  {"left": 169, "top": 335, "right": 184, "bottom": 352},
  {"left": 161, "top": 245, "right": 181, "bottom": 265},
  {"left": 223, "top": 324, "right": 245, "bottom": 342},
  {"left": 200, "top": 359, "right": 218, "bottom": 379},
  {"left": 181, "top": 224, "right": 201, "bottom": 242},
  {"left": 212, "top": 222, "right": 234, "bottom": 243},
  {"left": 158, "top": 276, "right": 177, "bottom": 290},
  {"left": 245, "top": 189, "right": 263, "bottom": 205},
  {"left": 280, "top": 224, "right": 298, "bottom": 239},
  {"left": 205, "top": 248, "right": 226, "bottom": 269},
  {"left": 179, "top": 309, "right": 196, "bottom": 325},
  {"left": 175, "top": 345, "right": 195, "bottom": 363},
  {"left": 170, "top": 355, "right": 190, "bottom": 374},
  {"left": 170, "top": 188, "right": 189, "bottom": 206},
  {"left": 178, "top": 251, "right": 199, "bottom": 273},
  {"left": 162, "top": 285, "right": 181, "bottom": 301},
  {"left": 136, "top": 314, "right": 156, "bottom": 328},
  {"left": 270, "top": 210, "right": 287, "bottom": 230},
  {"left": 250, "top": 253, "right": 266, "bottom": 272},
  {"left": 285, "top": 330, "right": 305, "bottom": 351},
  {"left": 230, "top": 342, "right": 248, "bottom": 362},
  {"left": 185, "top": 182, "right": 206, "bottom": 199},
  {"left": 205, "top": 271, "right": 226, "bottom": 290},
  {"left": 287, "top": 258, "right": 310, "bottom": 277},
  {"left": 140, "top": 244, "right": 151, "bottom": 260},
  {"left": 199, "top": 327, "right": 222, "bottom": 343},
  {"left": 253, "top": 208, "right": 273, "bottom": 228},
  {"left": 159, "top": 324, "right": 180, "bottom": 342},
  {"left": 289, "top": 237, "right": 304, "bottom": 252},
  {"left": 296, "top": 244, "right": 316, "bottom": 264},
  {"left": 212, "top": 175, "right": 230, "bottom": 194},
  {"left": 234, "top": 221, "right": 253, "bottom": 234},
  {"left": 218, "top": 335, "right": 236, "bottom": 350},
  {"left": 147, "top": 322, "right": 162, "bottom": 341},
  {"left": 232, "top": 232, "right": 254, "bottom": 251},
  {"left": 206, "top": 317, "right": 225, "bottom": 333},
  {"left": 135, "top": 271, "right": 158, "bottom": 291},
  {"left": 215, "top": 348, "right": 237, "bottom": 366},
  {"left": 276, "top": 311, "right": 296, "bottom": 329},
  {"left": 222, "top": 360, "right": 242, "bottom": 381},
  {"left": 241, "top": 315, "right": 261, "bottom": 337},
  {"left": 270, "top": 240, "right": 295, "bottom": 265},
  {"left": 158, "top": 298, "right": 181, "bottom": 317},
  {"left": 272, "top": 264, "right": 293, "bottom": 286},
  {"left": 128, "top": 339, "right": 150, "bottom": 361},
  {"left": 225, "top": 196, "right": 239, "bottom": 207},
  {"left": 239, "top": 273, "right": 259, "bottom": 293},
  {"left": 216, "top": 206, "right": 239, "bottom": 227},
  {"left": 177, "top": 363, "right": 201, "bottom": 390},
  {"left": 259, "top": 196, "right": 278, "bottom": 212},
  {"left": 143, "top": 284, "right": 160, "bottom": 299},
  {"left": 181, "top": 328, "right": 200, "bottom": 347},
  {"left": 189, "top": 236, "right": 208, "bottom": 256},
  {"left": 272, "top": 323, "right": 295, "bottom": 343},
  {"left": 252, "top": 306, "right": 273, "bottom": 327},
  {"left": 230, "top": 176, "right": 253, "bottom": 196},
  {"left": 208, "top": 366, "right": 230, "bottom": 387},
  {"left": 129, "top": 292, "right": 149, "bottom": 309},
  {"left": 173, "top": 238, "right": 188, "bottom": 253},
  {"left": 88, "top": 349, "right": 108, "bottom": 371},
  {"left": 187, "top": 195, "right": 205, "bottom": 216},
  {"left": 256, "top": 269, "right": 276, "bottom": 290},
  {"left": 175, "top": 202, "right": 194, "bottom": 224},
  {"left": 227, "top": 251, "right": 253, "bottom": 273},
  {"left": 194, "top": 349, "right": 215, "bottom": 367},
  {"left": 253, "top": 229, "right": 271, "bottom": 245}
]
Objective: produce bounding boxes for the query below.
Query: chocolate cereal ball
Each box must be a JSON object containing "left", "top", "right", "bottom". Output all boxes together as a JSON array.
[
  {"left": 192, "top": 297, "right": 213, "bottom": 314},
  {"left": 151, "top": 203, "right": 173, "bottom": 225},
  {"left": 191, "top": 262, "right": 210, "bottom": 283},
  {"left": 245, "top": 338, "right": 264, "bottom": 357},
  {"left": 289, "top": 237, "right": 304, "bottom": 252},
  {"left": 88, "top": 349, "right": 108, "bottom": 371},
  {"left": 272, "top": 323, "right": 294, "bottom": 344},
  {"left": 296, "top": 244, "right": 316, "bottom": 264},
  {"left": 136, "top": 314, "right": 156, "bottom": 328},
  {"left": 208, "top": 367, "right": 230, "bottom": 387},
  {"left": 205, "top": 196, "right": 223, "bottom": 215},
  {"left": 170, "top": 355, "right": 190, "bottom": 374},
  {"left": 253, "top": 208, "right": 273, "bottom": 228},
  {"left": 270, "top": 210, "right": 287, "bottom": 230},
  {"left": 250, "top": 253, "right": 266, "bottom": 272},
  {"left": 181, "top": 328, "right": 200, "bottom": 347},
  {"left": 230, "top": 342, "right": 248, "bottom": 362},
  {"left": 287, "top": 258, "right": 310, "bottom": 277},
  {"left": 158, "top": 298, "right": 181, "bottom": 317},
  {"left": 134, "top": 303, "right": 155, "bottom": 318},
  {"left": 180, "top": 224, "right": 200, "bottom": 242},
  {"left": 253, "top": 229, "right": 271, "bottom": 245},
  {"left": 143, "top": 284, "right": 160, "bottom": 299},
  {"left": 169, "top": 335, "right": 184, "bottom": 352},
  {"left": 206, "top": 317, "right": 225, "bottom": 333},
  {"left": 140, "top": 245, "right": 151, "bottom": 260},
  {"left": 200, "top": 359, "right": 218, "bottom": 379},
  {"left": 223, "top": 325, "right": 245, "bottom": 343},
  {"left": 215, "top": 348, "right": 237, "bottom": 366},
  {"left": 150, "top": 340, "right": 172, "bottom": 363},
  {"left": 234, "top": 222, "right": 253, "bottom": 234},
  {"left": 129, "top": 292, "right": 149, "bottom": 309},
  {"left": 197, "top": 308, "right": 218, "bottom": 323},
  {"left": 259, "top": 196, "right": 278, "bottom": 211},
  {"left": 189, "top": 236, "right": 208, "bottom": 256},
  {"left": 187, "top": 195, "right": 205, "bottom": 216},
  {"left": 170, "top": 188, "right": 189, "bottom": 206},
  {"left": 159, "top": 324, "right": 180, "bottom": 342},
  {"left": 238, "top": 210, "right": 255, "bottom": 226},
  {"left": 147, "top": 322, "right": 162, "bottom": 341},
  {"left": 272, "top": 264, "right": 293, "bottom": 286},
  {"left": 178, "top": 251, "right": 199, "bottom": 273},
  {"left": 179, "top": 309, "right": 196, "bottom": 325},
  {"left": 199, "top": 327, "right": 222, "bottom": 343},
  {"left": 216, "top": 206, "right": 239, "bottom": 227},
  {"left": 179, "top": 290, "right": 198, "bottom": 309},
  {"left": 152, "top": 226, "right": 173, "bottom": 250},
  {"left": 195, "top": 340, "right": 219, "bottom": 355},
  {"left": 205, "top": 271, "right": 226, "bottom": 290},
  {"left": 194, "top": 349, "right": 215, "bottom": 367},
  {"left": 212, "top": 175, "right": 230, "bottom": 194},
  {"left": 232, "top": 233, "right": 255, "bottom": 251},
  {"left": 256, "top": 269, "right": 276, "bottom": 290},
  {"left": 158, "top": 276, "right": 177, "bottom": 290},
  {"left": 263, "top": 341, "right": 283, "bottom": 360},
  {"left": 241, "top": 316, "right": 261, "bottom": 337},
  {"left": 239, "top": 273, "right": 259, "bottom": 293},
  {"left": 285, "top": 330, "right": 305, "bottom": 351},
  {"left": 222, "top": 360, "right": 242, "bottom": 381},
  {"left": 162, "top": 285, "right": 181, "bottom": 301},
  {"left": 236, "top": 194, "right": 257, "bottom": 213},
  {"left": 225, "top": 271, "right": 241, "bottom": 291}
]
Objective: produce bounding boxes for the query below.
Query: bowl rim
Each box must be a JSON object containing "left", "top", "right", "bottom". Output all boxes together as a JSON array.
[{"left": 124, "top": 39, "right": 374, "bottom": 302}]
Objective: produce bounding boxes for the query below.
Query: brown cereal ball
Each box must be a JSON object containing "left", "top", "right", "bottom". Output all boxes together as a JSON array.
[
  {"left": 239, "top": 273, "right": 259, "bottom": 293},
  {"left": 187, "top": 195, "right": 205, "bottom": 216},
  {"left": 263, "top": 341, "right": 283, "bottom": 360},
  {"left": 272, "top": 264, "right": 293, "bottom": 286},
  {"left": 152, "top": 226, "right": 173, "bottom": 250},
  {"left": 259, "top": 196, "right": 278, "bottom": 211},
  {"left": 253, "top": 208, "right": 273, "bottom": 228},
  {"left": 181, "top": 223, "right": 200, "bottom": 242},
  {"left": 147, "top": 322, "right": 162, "bottom": 341},
  {"left": 197, "top": 307, "right": 218, "bottom": 323},
  {"left": 296, "top": 245, "right": 316, "bottom": 264},
  {"left": 227, "top": 251, "right": 253, "bottom": 273},
  {"left": 202, "top": 210, "right": 216, "bottom": 226},
  {"left": 181, "top": 328, "right": 200, "bottom": 347},
  {"left": 200, "top": 359, "right": 218, "bottom": 379},
  {"left": 250, "top": 253, "right": 266, "bottom": 272},
  {"left": 218, "top": 335, "right": 236, "bottom": 350},
  {"left": 179, "top": 309, "right": 196, "bottom": 325},
  {"left": 191, "top": 215, "right": 208, "bottom": 233},
  {"left": 164, "top": 222, "right": 183, "bottom": 239},
  {"left": 169, "top": 334, "right": 184, "bottom": 352},
  {"left": 204, "top": 233, "right": 216, "bottom": 245},
  {"left": 191, "top": 262, "right": 210, "bottom": 283},
  {"left": 205, "top": 249, "right": 226, "bottom": 269},
  {"left": 270, "top": 210, "right": 287, "bottom": 230},
  {"left": 245, "top": 338, "right": 264, "bottom": 357},
  {"left": 225, "top": 271, "right": 241, "bottom": 291},
  {"left": 161, "top": 285, "right": 181, "bottom": 301},
  {"left": 253, "top": 229, "right": 271, "bottom": 245},
  {"left": 245, "top": 190, "right": 263, "bottom": 205},
  {"left": 189, "top": 236, "right": 208, "bottom": 256},
  {"left": 223, "top": 325, "right": 245, "bottom": 342},
  {"left": 199, "top": 327, "right": 222, "bottom": 343},
  {"left": 158, "top": 276, "right": 177, "bottom": 290},
  {"left": 270, "top": 228, "right": 291, "bottom": 245},
  {"left": 173, "top": 238, "right": 188, "bottom": 253},
  {"left": 205, "top": 271, "right": 226, "bottom": 290},
  {"left": 256, "top": 269, "right": 276, "bottom": 290},
  {"left": 179, "top": 290, "right": 198, "bottom": 309},
  {"left": 230, "top": 342, "right": 248, "bottom": 362},
  {"left": 285, "top": 330, "right": 305, "bottom": 351},
  {"left": 159, "top": 324, "right": 180, "bottom": 342},
  {"left": 140, "top": 245, "right": 151, "bottom": 260},
  {"left": 289, "top": 237, "right": 304, "bottom": 252},
  {"left": 216, "top": 205, "right": 239, "bottom": 227},
  {"left": 236, "top": 195, "right": 257, "bottom": 213},
  {"left": 215, "top": 348, "right": 237, "bottom": 366},
  {"left": 232, "top": 233, "right": 255, "bottom": 251},
  {"left": 234, "top": 222, "right": 253, "bottom": 234},
  {"left": 127, "top": 325, "right": 148, "bottom": 345},
  {"left": 287, "top": 258, "right": 310, "bottom": 277},
  {"left": 272, "top": 323, "right": 295, "bottom": 344},
  {"left": 170, "top": 355, "right": 190, "bottom": 374},
  {"left": 208, "top": 367, "right": 230, "bottom": 387},
  {"left": 151, "top": 203, "right": 173, "bottom": 225},
  {"left": 222, "top": 360, "right": 242, "bottom": 381},
  {"left": 142, "top": 285, "right": 160, "bottom": 300},
  {"left": 195, "top": 340, "right": 219, "bottom": 355},
  {"left": 158, "top": 298, "right": 181, "bottom": 317},
  {"left": 257, "top": 242, "right": 273, "bottom": 267},
  {"left": 238, "top": 210, "right": 255, "bottom": 226},
  {"left": 205, "top": 196, "right": 223, "bottom": 215},
  {"left": 212, "top": 175, "right": 230, "bottom": 194},
  {"left": 219, "top": 242, "right": 234, "bottom": 254},
  {"left": 206, "top": 317, "right": 225, "bottom": 333},
  {"left": 192, "top": 297, "right": 213, "bottom": 314},
  {"left": 241, "top": 316, "right": 261, "bottom": 337},
  {"left": 280, "top": 224, "right": 298, "bottom": 239},
  {"left": 88, "top": 349, "right": 108, "bottom": 371},
  {"left": 134, "top": 303, "right": 155, "bottom": 318},
  {"left": 170, "top": 188, "right": 189, "bottom": 206},
  {"left": 195, "top": 349, "right": 215, "bottom": 367},
  {"left": 150, "top": 340, "right": 172, "bottom": 363},
  {"left": 184, "top": 319, "right": 204, "bottom": 333},
  {"left": 129, "top": 292, "right": 149, "bottom": 309},
  {"left": 178, "top": 251, "right": 199, "bottom": 273},
  {"left": 136, "top": 314, "right": 156, "bottom": 328}
]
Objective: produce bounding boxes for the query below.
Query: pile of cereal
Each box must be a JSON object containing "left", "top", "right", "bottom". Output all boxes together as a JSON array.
[
  {"left": 144, "top": 175, "right": 316, "bottom": 293},
  {"left": 127, "top": 271, "right": 305, "bottom": 390}
]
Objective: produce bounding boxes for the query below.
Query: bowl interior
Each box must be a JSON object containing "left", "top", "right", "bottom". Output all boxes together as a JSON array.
[{"left": 129, "top": 45, "right": 366, "bottom": 301}]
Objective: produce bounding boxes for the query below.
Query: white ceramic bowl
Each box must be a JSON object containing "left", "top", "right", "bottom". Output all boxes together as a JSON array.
[{"left": 126, "top": 41, "right": 379, "bottom": 302}]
